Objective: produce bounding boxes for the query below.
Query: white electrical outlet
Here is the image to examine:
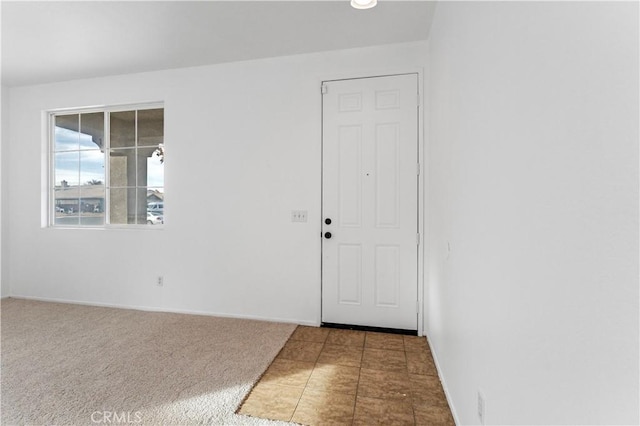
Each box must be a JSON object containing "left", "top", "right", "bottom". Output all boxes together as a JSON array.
[
  {"left": 157, "top": 276, "right": 164, "bottom": 287},
  {"left": 477, "top": 390, "right": 485, "bottom": 425},
  {"left": 291, "top": 210, "right": 308, "bottom": 222}
]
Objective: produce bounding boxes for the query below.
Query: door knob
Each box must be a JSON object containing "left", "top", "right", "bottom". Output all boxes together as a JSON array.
[
  {"left": 324, "top": 232, "right": 332, "bottom": 239},
  {"left": 325, "top": 218, "right": 332, "bottom": 225}
]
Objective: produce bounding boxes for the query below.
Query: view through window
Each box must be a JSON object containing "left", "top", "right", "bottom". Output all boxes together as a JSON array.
[{"left": 51, "top": 105, "right": 164, "bottom": 227}]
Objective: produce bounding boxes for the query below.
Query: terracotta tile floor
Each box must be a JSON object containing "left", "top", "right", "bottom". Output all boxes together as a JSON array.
[{"left": 238, "top": 326, "right": 455, "bottom": 425}]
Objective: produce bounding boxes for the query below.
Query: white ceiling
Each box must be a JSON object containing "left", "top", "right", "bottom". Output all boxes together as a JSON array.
[{"left": 1, "top": 1, "right": 435, "bottom": 87}]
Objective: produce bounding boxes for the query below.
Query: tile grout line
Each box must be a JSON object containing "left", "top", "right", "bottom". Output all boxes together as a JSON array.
[
  {"left": 405, "top": 337, "right": 419, "bottom": 426},
  {"left": 350, "top": 332, "right": 369, "bottom": 425},
  {"left": 288, "top": 327, "right": 329, "bottom": 423}
]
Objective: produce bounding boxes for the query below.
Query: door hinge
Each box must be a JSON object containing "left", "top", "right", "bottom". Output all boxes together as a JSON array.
[
  {"left": 417, "top": 163, "right": 421, "bottom": 176},
  {"left": 416, "top": 300, "right": 420, "bottom": 313},
  {"left": 416, "top": 233, "right": 420, "bottom": 245},
  {"left": 321, "top": 84, "right": 328, "bottom": 95}
]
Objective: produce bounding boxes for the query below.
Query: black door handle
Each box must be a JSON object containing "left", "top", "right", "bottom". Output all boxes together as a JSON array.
[
  {"left": 325, "top": 218, "right": 332, "bottom": 225},
  {"left": 324, "top": 232, "right": 332, "bottom": 239}
]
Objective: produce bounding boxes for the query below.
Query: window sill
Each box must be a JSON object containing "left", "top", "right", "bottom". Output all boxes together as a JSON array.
[{"left": 46, "top": 224, "right": 165, "bottom": 231}]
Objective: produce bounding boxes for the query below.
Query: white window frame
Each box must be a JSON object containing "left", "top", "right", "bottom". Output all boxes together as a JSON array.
[{"left": 48, "top": 102, "right": 164, "bottom": 229}]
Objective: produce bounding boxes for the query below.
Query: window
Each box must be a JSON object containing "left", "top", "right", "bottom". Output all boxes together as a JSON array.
[{"left": 50, "top": 104, "right": 164, "bottom": 227}]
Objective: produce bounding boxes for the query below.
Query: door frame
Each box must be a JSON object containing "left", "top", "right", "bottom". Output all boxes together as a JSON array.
[{"left": 318, "top": 68, "right": 426, "bottom": 336}]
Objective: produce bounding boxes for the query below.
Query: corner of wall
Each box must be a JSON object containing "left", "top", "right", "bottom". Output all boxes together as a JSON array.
[{"left": 1, "top": 84, "right": 10, "bottom": 298}]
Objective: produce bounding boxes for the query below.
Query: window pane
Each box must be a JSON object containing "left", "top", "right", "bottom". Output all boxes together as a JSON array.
[
  {"left": 145, "top": 210, "right": 163, "bottom": 225},
  {"left": 79, "top": 112, "right": 104, "bottom": 150},
  {"left": 146, "top": 189, "right": 164, "bottom": 210},
  {"left": 80, "top": 214, "right": 104, "bottom": 226},
  {"left": 110, "top": 188, "right": 136, "bottom": 224},
  {"left": 54, "top": 182, "right": 79, "bottom": 226},
  {"left": 55, "top": 151, "right": 79, "bottom": 187},
  {"left": 109, "top": 149, "right": 135, "bottom": 187},
  {"left": 79, "top": 184, "right": 105, "bottom": 226},
  {"left": 110, "top": 111, "right": 135, "bottom": 148},
  {"left": 80, "top": 150, "right": 105, "bottom": 185},
  {"left": 138, "top": 108, "right": 163, "bottom": 147},
  {"left": 136, "top": 188, "right": 148, "bottom": 224},
  {"left": 138, "top": 147, "right": 164, "bottom": 188},
  {"left": 109, "top": 188, "right": 146, "bottom": 225},
  {"left": 54, "top": 115, "right": 79, "bottom": 152},
  {"left": 54, "top": 210, "right": 79, "bottom": 226},
  {"left": 146, "top": 188, "right": 164, "bottom": 226}
]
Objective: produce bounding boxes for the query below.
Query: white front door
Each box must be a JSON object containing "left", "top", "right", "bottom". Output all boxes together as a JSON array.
[{"left": 321, "top": 74, "right": 419, "bottom": 331}]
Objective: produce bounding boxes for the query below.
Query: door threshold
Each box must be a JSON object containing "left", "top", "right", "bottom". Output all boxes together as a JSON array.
[{"left": 321, "top": 322, "right": 417, "bottom": 336}]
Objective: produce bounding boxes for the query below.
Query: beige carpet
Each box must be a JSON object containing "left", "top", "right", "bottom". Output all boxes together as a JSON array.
[{"left": 1, "top": 298, "right": 297, "bottom": 425}]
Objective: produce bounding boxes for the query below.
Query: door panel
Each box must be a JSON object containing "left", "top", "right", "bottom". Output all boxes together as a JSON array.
[
  {"left": 322, "top": 74, "right": 418, "bottom": 330},
  {"left": 375, "top": 123, "right": 400, "bottom": 228},
  {"left": 375, "top": 244, "right": 400, "bottom": 307},
  {"left": 338, "top": 244, "right": 362, "bottom": 305},
  {"left": 338, "top": 126, "right": 362, "bottom": 227}
]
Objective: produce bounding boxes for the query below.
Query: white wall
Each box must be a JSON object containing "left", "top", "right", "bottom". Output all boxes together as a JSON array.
[
  {"left": 1, "top": 85, "right": 8, "bottom": 298},
  {"left": 5, "top": 41, "right": 427, "bottom": 324},
  {"left": 426, "top": 2, "right": 638, "bottom": 425}
]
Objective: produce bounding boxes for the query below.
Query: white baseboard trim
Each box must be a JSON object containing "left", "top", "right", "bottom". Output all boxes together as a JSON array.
[
  {"left": 8, "top": 294, "right": 316, "bottom": 327},
  {"left": 425, "top": 332, "right": 461, "bottom": 426}
]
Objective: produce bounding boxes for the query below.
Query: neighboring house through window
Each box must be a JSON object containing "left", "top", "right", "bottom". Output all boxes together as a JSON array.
[{"left": 50, "top": 104, "right": 164, "bottom": 227}]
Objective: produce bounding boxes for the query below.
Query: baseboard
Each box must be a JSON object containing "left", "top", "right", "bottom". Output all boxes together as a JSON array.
[
  {"left": 425, "top": 332, "right": 461, "bottom": 426},
  {"left": 8, "top": 294, "right": 316, "bottom": 327}
]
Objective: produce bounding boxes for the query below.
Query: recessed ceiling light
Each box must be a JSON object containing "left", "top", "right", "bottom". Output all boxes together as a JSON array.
[{"left": 351, "top": 0, "right": 377, "bottom": 10}]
